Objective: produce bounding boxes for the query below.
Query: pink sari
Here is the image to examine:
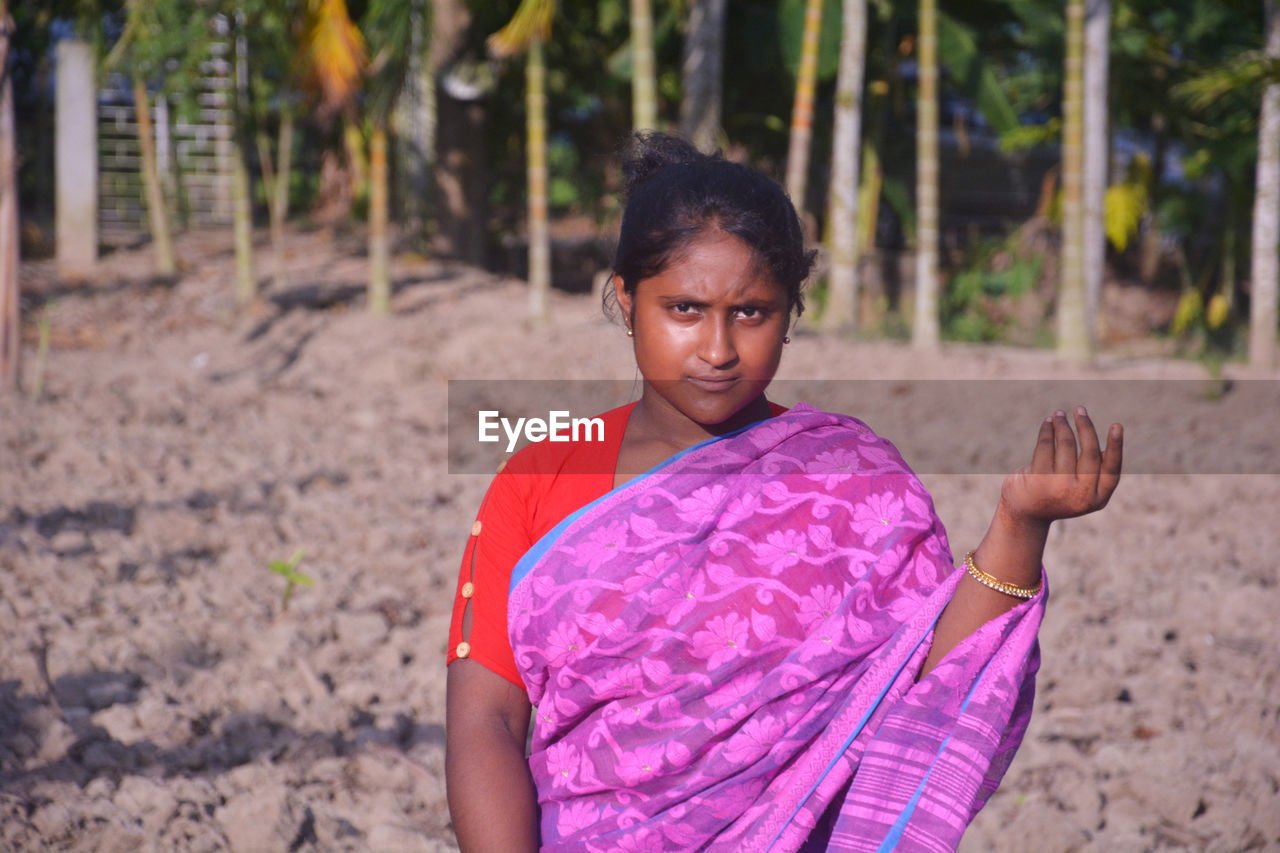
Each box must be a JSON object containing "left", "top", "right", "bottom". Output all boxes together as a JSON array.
[{"left": 509, "top": 403, "right": 1045, "bottom": 851}]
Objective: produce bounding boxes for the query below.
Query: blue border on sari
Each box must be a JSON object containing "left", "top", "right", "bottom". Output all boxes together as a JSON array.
[{"left": 508, "top": 409, "right": 791, "bottom": 595}]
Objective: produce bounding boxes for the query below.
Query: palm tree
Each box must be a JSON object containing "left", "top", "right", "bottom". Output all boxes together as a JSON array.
[
  {"left": 912, "top": 0, "right": 940, "bottom": 349},
  {"left": 102, "top": 0, "right": 191, "bottom": 279},
  {"left": 1083, "top": 0, "right": 1110, "bottom": 346},
  {"left": 361, "top": 0, "right": 413, "bottom": 315},
  {"left": 820, "top": 0, "right": 866, "bottom": 334},
  {"left": 131, "top": 77, "right": 177, "bottom": 277},
  {"left": 1251, "top": 0, "right": 1280, "bottom": 370},
  {"left": 631, "top": 0, "right": 657, "bottom": 131},
  {"left": 1058, "top": 0, "right": 1091, "bottom": 362},
  {"left": 490, "top": 0, "right": 556, "bottom": 324},
  {"left": 784, "top": 0, "right": 824, "bottom": 216},
  {"left": 679, "top": 0, "right": 725, "bottom": 151},
  {"left": 1, "top": 0, "right": 17, "bottom": 391}
]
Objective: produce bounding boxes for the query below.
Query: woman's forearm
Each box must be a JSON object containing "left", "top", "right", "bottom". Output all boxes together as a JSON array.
[
  {"left": 918, "top": 501, "right": 1049, "bottom": 680},
  {"left": 445, "top": 662, "right": 539, "bottom": 852},
  {"left": 446, "top": 714, "right": 539, "bottom": 852}
]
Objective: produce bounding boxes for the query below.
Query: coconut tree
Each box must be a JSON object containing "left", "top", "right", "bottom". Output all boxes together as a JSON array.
[
  {"left": 1, "top": 0, "right": 17, "bottom": 391},
  {"left": 631, "top": 0, "right": 657, "bottom": 130},
  {"left": 912, "top": 0, "right": 940, "bottom": 349},
  {"left": 102, "top": 0, "right": 206, "bottom": 279},
  {"left": 1058, "top": 0, "right": 1090, "bottom": 362},
  {"left": 489, "top": 0, "right": 556, "bottom": 324},
  {"left": 241, "top": 0, "right": 305, "bottom": 290},
  {"left": 784, "top": 0, "right": 824, "bottom": 214},
  {"left": 1083, "top": 0, "right": 1110, "bottom": 345},
  {"left": 679, "top": 0, "right": 725, "bottom": 150},
  {"left": 1251, "top": 0, "right": 1280, "bottom": 370},
  {"left": 360, "top": 0, "right": 413, "bottom": 315},
  {"left": 820, "top": 0, "right": 867, "bottom": 334}
]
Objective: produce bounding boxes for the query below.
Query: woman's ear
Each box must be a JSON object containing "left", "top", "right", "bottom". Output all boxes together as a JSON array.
[{"left": 612, "top": 275, "right": 633, "bottom": 326}]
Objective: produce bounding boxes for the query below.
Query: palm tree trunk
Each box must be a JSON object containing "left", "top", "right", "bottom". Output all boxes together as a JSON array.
[
  {"left": 527, "top": 35, "right": 551, "bottom": 324},
  {"left": 369, "top": 124, "right": 391, "bottom": 315},
  {"left": 1083, "top": 0, "right": 1110, "bottom": 347},
  {"left": 232, "top": 138, "right": 254, "bottom": 303},
  {"left": 1057, "top": 0, "right": 1090, "bottom": 362},
  {"left": 912, "top": 0, "right": 940, "bottom": 349},
  {"left": 631, "top": 0, "right": 657, "bottom": 131},
  {"left": 132, "top": 77, "right": 176, "bottom": 277},
  {"left": 784, "top": 0, "right": 824, "bottom": 215},
  {"left": 395, "top": 0, "right": 435, "bottom": 247},
  {"left": 1, "top": 2, "right": 18, "bottom": 391},
  {"left": 820, "top": 0, "right": 866, "bottom": 334},
  {"left": 679, "top": 0, "right": 725, "bottom": 151},
  {"left": 271, "top": 110, "right": 293, "bottom": 288},
  {"left": 1251, "top": 0, "right": 1280, "bottom": 370}
]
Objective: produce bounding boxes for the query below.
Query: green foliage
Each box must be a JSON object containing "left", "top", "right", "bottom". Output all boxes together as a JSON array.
[
  {"left": 936, "top": 11, "right": 1019, "bottom": 134},
  {"left": 268, "top": 549, "right": 314, "bottom": 612},
  {"left": 548, "top": 136, "right": 580, "bottom": 210},
  {"left": 778, "top": 0, "right": 841, "bottom": 81},
  {"left": 943, "top": 237, "right": 1042, "bottom": 342},
  {"left": 1000, "top": 118, "right": 1061, "bottom": 154}
]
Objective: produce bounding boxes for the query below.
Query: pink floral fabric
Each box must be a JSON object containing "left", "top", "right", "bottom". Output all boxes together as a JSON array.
[{"left": 508, "top": 404, "right": 1045, "bottom": 852}]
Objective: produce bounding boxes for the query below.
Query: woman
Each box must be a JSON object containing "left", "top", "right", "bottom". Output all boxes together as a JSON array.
[{"left": 445, "top": 133, "right": 1123, "bottom": 852}]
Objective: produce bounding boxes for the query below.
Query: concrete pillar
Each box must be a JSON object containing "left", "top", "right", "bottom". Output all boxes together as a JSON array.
[{"left": 56, "top": 38, "right": 97, "bottom": 279}]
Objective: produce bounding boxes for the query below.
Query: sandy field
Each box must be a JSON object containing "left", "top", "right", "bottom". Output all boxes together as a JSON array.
[{"left": 2, "top": 228, "right": 1278, "bottom": 852}]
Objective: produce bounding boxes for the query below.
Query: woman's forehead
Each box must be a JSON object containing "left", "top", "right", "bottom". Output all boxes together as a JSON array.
[{"left": 645, "top": 232, "right": 782, "bottom": 298}]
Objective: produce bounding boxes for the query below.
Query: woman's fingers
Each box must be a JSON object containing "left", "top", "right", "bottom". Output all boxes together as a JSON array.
[
  {"left": 1074, "top": 406, "right": 1103, "bottom": 482},
  {"left": 1053, "top": 410, "right": 1079, "bottom": 474},
  {"left": 1031, "top": 415, "right": 1056, "bottom": 474},
  {"left": 1098, "top": 423, "right": 1124, "bottom": 502}
]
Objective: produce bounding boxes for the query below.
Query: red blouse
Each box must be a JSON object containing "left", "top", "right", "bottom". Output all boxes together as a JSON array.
[{"left": 446, "top": 400, "right": 788, "bottom": 689}]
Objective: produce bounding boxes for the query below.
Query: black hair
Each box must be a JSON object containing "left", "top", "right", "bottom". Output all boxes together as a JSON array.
[{"left": 606, "top": 132, "right": 815, "bottom": 324}]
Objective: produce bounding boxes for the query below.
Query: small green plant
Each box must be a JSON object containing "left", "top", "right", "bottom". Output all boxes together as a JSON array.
[{"left": 268, "top": 549, "right": 313, "bottom": 612}]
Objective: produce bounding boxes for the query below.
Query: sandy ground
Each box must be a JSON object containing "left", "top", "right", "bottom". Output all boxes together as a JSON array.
[{"left": 2, "top": 228, "right": 1278, "bottom": 852}]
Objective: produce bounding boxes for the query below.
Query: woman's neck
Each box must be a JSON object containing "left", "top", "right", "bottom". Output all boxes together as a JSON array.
[{"left": 628, "top": 388, "right": 774, "bottom": 454}]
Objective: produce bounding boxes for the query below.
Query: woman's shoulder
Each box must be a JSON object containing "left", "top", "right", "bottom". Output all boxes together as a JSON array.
[
  {"left": 500, "top": 401, "right": 634, "bottom": 478},
  {"left": 764, "top": 402, "right": 924, "bottom": 482}
]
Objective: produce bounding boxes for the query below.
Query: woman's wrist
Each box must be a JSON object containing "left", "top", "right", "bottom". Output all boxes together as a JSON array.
[{"left": 971, "top": 501, "right": 1050, "bottom": 590}]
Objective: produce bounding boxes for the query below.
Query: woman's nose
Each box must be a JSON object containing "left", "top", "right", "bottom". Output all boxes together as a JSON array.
[{"left": 697, "top": 316, "right": 738, "bottom": 368}]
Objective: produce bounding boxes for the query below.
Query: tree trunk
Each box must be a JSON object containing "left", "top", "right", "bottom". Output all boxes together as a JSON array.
[
  {"left": 1251, "top": 0, "right": 1280, "bottom": 370},
  {"left": 271, "top": 110, "right": 293, "bottom": 288},
  {"left": 232, "top": 138, "right": 254, "bottom": 303},
  {"left": 132, "top": 77, "right": 176, "bottom": 277},
  {"left": 1, "top": 3, "right": 18, "bottom": 391},
  {"left": 343, "top": 118, "right": 367, "bottom": 203},
  {"left": 527, "top": 36, "right": 551, "bottom": 324},
  {"left": 1083, "top": 0, "right": 1110, "bottom": 347},
  {"left": 1057, "top": 0, "right": 1091, "bottom": 363},
  {"left": 912, "top": 0, "right": 940, "bottom": 349},
  {"left": 784, "top": 0, "right": 824, "bottom": 216},
  {"left": 631, "top": 0, "right": 658, "bottom": 131},
  {"left": 820, "top": 0, "right": 866, "bottom": 334},
  {"left": 369, "top": 124, "right": 391, "bottom": 315},
  {"left": 679, "top": 0, "right": 725, "bottom": 151},
  {"left": 394, "top": 0, "right": 435, "bottom": 248}
]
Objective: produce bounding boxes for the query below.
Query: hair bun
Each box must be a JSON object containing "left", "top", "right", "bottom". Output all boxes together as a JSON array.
[{"left": 622, "top": 132, "right": 719, "bottom": 197}]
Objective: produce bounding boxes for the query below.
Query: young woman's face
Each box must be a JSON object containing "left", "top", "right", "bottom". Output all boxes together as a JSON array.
[{"left": 615, "top": 230, "right": 790, "bottom": 428}]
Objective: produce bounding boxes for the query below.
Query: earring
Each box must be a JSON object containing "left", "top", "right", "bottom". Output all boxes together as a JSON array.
[
  {"left": 626, "top": 327, "right": 634, "bottom": 337},
  {"left": 783, "top": 336, "right": 791, "bottom": 344}
]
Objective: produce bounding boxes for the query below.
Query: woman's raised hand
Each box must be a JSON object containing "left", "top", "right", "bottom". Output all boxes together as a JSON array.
[{"left": 998, "top": 407, "right": 1124, "bottom": 530}]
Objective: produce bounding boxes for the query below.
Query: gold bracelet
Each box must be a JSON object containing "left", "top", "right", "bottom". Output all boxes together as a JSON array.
[{"left": 963, "top": 550, "right": 1042, "bottom": 600}]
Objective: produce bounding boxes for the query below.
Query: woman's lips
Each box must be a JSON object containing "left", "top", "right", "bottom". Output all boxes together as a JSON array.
[{"left": 686, "top": 375, "right": 740, "bottom": 392}]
